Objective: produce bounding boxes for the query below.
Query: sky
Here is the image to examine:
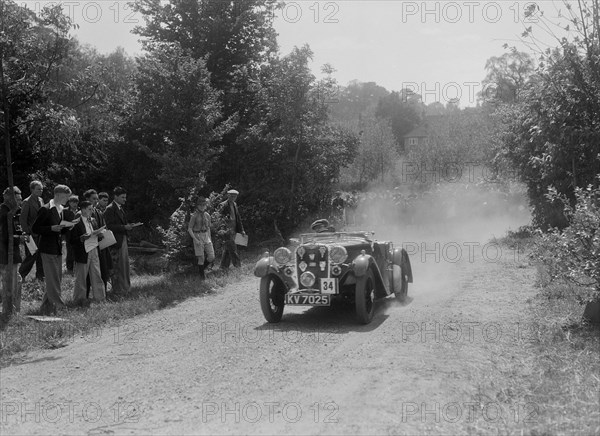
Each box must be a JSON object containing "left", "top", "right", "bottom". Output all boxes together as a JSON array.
[{"left": 20, "top": 0, "right": 568, "bottom": 106}]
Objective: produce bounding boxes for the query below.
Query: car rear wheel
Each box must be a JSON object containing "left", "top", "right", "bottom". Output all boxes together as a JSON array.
[
  {"left": 259, "top": 275, "right": 285, "bottom": 323},
  {"left": 355, "top": 269, "right": 375, "bottom": 324},
  {"left": 392, "top": 264, "right": 409, "bottom": 302}
]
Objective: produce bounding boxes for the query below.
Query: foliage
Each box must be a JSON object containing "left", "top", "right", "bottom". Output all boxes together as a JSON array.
[
  {"left": 341, "top": 117, "right": 398, "bottom": 187},
  {"left": 375, "top": 90, "right": 422, "bottom": 154},
  {"left": 481, "top": 51, "right": 535, "bottom": 104},
  {"left": 495, "top": 1, "right": 600, "bottom": 229},
  {"left": 157, "top": 185, "right": 230, "bottom": 267},
  {"left": 117, "top": 42, "right": 232, "bottom": 224},
  {"left": 533, "top": 182, "right": 600, "bottom": 304},
  {"left": 0, "top": 0, "right": 74, "bottom": 190}
]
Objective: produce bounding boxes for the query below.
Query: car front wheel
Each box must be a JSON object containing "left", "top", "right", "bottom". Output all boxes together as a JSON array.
[
  {"left": 259, "top": 275, "right": 285, "bottom": 323},
  {"left": 355, "top": 269, "right": 375, "bottom": 324},
  {"left": 392, "top": 264, "right": 408, "bottom": 302}
]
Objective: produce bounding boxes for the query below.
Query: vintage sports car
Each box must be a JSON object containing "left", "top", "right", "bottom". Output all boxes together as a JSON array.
[{"left": 253, "top": 228, "right": 413, "bottom": 324}]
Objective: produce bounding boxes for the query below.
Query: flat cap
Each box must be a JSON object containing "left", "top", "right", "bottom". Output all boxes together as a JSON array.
[
  {"left": 227, "top": 189, "right": 239, "bottom": 195},
  {"left": 310, "top": 219, "right": 330, "bottom": 231}
]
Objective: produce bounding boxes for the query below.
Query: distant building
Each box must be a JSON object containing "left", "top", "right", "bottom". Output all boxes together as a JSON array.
[{"left": 403, "top": 115, "right": 450, "bottom": 151}]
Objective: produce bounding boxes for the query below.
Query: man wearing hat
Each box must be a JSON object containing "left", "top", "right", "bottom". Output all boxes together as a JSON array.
[
  {"left": 218, "top": 189, "right": 245, "bottom": 269},
  {"left": 187, "top": 196, "right": 215, "bottom": 279},
  {"left": 311, "top": 219, "right": 336, "bottom": 233}
]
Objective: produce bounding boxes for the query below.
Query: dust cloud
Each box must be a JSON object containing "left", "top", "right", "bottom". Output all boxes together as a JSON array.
[{"left": 342, "top": 182, "right": 532, "bottom": 309}]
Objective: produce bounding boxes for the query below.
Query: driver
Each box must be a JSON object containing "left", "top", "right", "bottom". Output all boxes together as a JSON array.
[{"left": 311, "top": 219, "right": 336, "bottom": 233}]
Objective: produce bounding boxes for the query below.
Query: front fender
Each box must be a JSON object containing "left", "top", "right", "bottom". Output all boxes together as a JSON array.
[
  {"left": 392, "top": 248, "right": 413, "bottom": 283},
  {"left": 352, "top": 253, "right": 373, "bottom": 277},
  {"left": 254, "top": 256, "right": 278, "bottom": 278}
]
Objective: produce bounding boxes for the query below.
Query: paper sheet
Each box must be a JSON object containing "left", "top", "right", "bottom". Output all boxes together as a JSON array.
[
  {"left": 25, "top": 237, "right": 37, "bottom": 254},
  {"left": 235, "top": 233, "right": 248, "bottom": 246}
]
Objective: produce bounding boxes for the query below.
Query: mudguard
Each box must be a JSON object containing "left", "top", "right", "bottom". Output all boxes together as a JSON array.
[
  {"left": 253, "top": 256, "right": 278, "bottom": 278},
  {"left": 392, "top": 248, "right": 413, "bottom": 283},
  {"left": 352, "top": 254, "right": 372, "bottom": 277},
  {"left": 352, "top": 254, "right": 388, "bottom": 297}
]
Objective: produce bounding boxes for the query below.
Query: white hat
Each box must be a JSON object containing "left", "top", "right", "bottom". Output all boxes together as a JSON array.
[{"left": 227, "top": 189, "right": 239, "bottom": 195}]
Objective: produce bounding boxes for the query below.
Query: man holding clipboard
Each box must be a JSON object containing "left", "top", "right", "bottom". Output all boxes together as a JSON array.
[
  {"left": 104, "top": 187, "right": 142, "bottom": 296},
  {"left": 32, "top": 184, "right": 75, "bottom": 314},
  {"left": 219, "top": 189, "right": 246, "bottom": 269},
  {"left": 69, "top": 201, "right": 106, "bottom": 303}
]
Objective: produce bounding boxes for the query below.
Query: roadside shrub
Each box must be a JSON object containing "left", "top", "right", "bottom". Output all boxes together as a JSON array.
[
  {"left": 157, "top": 186, "right": 230, "bottom": 269},
  {"left": 533, "top": 182, "right": 600, "bottom": 304}
]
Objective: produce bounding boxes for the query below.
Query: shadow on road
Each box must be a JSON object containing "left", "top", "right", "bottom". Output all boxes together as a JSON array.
[{"left": 255, "top": 294, "right": 413, "bottom": 336}]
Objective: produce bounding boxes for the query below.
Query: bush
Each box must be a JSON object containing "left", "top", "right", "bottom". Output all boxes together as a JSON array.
[
  {"left": 157, "top": 186, "right": 230, "bottom": 269},
  {"left": 533, "top": 182, "right": 600, "bottom": 304}
]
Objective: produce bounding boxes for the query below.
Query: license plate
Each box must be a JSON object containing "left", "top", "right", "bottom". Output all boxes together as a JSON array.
[
  {"left": 284, "top": 294, "right": 331, "bottom": 306},
  {"left": 320, "top": 278, "right": 337, "bottom": 294}
]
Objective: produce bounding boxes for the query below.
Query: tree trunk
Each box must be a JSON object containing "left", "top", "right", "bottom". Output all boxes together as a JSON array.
[{"left": 1, "top": 37, "right": 16, "bottom": 318}]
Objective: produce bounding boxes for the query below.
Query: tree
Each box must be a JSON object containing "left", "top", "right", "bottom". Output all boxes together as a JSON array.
[
  {"left": 346, "top": 118, "right": 398, "bottom": 187},
  {"left": 497, "top": 1, "right": 600, "bottom": 229},
  {"left": 481, "top": 51, "right": 535, "bottom": 104},
  {"left": 375, "top": 90, "right": 422, "bottom": 154},
  {"left": 119, "top": 42, "right": 232, "bottom": 223},
  {"left": 234, "top": 46, "right": 357, "bottom": 235},
  {"left": 134, "top": 0, "right": 280, "bottom": 189},
  {"left": 0, "top": 0, "right": 72, "bottom": 316}
]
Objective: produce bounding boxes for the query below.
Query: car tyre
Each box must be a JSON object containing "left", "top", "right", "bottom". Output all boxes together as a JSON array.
[
  {"left": 355, "top": 269, "right": 375, "bottom": 324},
  {"left": 260, "top": 275, "right": 285, "bottom": 323},
  {"left": 392, "top": 264, "right": 408, "bottom": 302}
]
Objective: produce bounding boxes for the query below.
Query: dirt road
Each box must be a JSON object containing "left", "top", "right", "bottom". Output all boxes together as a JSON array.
[{"left": 1, "top": 220, "right": 543, "bottom": 435}]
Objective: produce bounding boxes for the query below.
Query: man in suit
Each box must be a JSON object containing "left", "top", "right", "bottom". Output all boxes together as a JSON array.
[
  {"left": 104, "top": 186, "right": 134, "bottom": 295},
  {"left": 63, "top": 195, "right": 80, "bottom": 274},
  {"left": 97, "top": 192, "right": 109, "bottom": 212},
  {"left": 219, "top": 189, "right": 246, "bottom": 269},
  {"left": 1, "top": 186, "right": 24, "bottom": 314},
  {"left": 84, "top": 189, "right": 112, "bottom": 295},
  {"left": 18, "top": 180, "right": 45, "bottom": 281},
  {"left": 32, "top": 184, "right": 73, "bottom": 315},
  {"left": 69, "top": 200, "right": 105, "bottom": 304}
]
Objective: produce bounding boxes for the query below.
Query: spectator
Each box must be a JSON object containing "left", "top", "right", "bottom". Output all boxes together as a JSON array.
[
  {"left": 18, "top": 180, "right": 45, "bottom": 281},
  {"left": 1, "top": 186, "right": 24, "bottom": 314},
  {"left": 64, "top": 195, "right": 80, "bottom": 274},
  {"left": 104, "top": 187, "right": 134, "bottom": 295},
  {"left": 331, "top": 191, "right": 345, "bottom": 225},
  {"left": 97, "top": 192, "right": 109, "bottom": 212},
  {"left": 84, "top": 189, "right": 112, "bottom": 294},
  {"left": 69, "top": 200, "right": 105, "bottom": 304},
  {"left": 219, "top": 189, "right": 245, "bottom": 269},
  {"left": 32, "top": 184, "right": 73, "bottom": 315},
  {"left": 188, "top": 196, "right": 215, "bottom": 279}
]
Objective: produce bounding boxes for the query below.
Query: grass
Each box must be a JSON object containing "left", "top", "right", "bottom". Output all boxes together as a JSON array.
[
  {"left": 469, "top": 230, "right": 600, "bottom": 435},
  {"left": 0, "top": 250, "right": 260, "bottom": 366}
]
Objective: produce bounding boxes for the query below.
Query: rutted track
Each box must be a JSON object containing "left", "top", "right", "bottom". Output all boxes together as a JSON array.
[{"left": 0, "top": 232, "right": 540, "bottom": 435}]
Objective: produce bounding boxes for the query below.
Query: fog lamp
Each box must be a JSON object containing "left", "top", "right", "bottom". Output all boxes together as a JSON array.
[{"left": 300, "top": 271, "right": 316, "bottom": 287}]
